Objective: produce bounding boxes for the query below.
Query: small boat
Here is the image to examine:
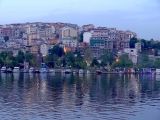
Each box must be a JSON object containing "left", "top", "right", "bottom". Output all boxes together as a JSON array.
[
  {"left": 13, "top": 67, "right": 20, "bottom": 73},
  {"left": 96, "top": 70, "right": 102, "bottom": 75},
  {"left": 73, "top": 70, "right": 78, "bottom": 74},
  {"left": 65, "top": 69, "right": 72, "bottom": 74},
  {"left": 156, "top": 69, "right": 160, "bottom": 75},
  {"left": 40, "top": 63, "right": 47, "bottom": 73},
  {"left": 29, "top": 67, "right": 34, "bottom": 73},
  {"left": 87, "top": 70, "right": 90, "bottom": 74},
  {"left": 1, "top": 66, "right": 7, "bottom": 73},
  {"left": 61, "top": 69, "right": 65, "bottom": 74},
  {"left": 40, "top": 68, "right": 47, "bottom": 73},
  {"left": 22, "top": 68, "right": 29, "bottom": 73},
  {"left": 6, "top": 67, "right": 12, "bottom": 73},
  {"left": 48, "top": 69, "right": 55, "bottom": 73},
  {"left": 79, "top": 69, "right": 84, "bottom": 74},
  {"left": 34, "top": 69, "right": 40, "bottom": 73}
]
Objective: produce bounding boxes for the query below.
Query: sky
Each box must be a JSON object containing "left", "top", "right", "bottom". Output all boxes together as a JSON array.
[{"left": 0, "top": 0, "right": 159, "bottom": 40}]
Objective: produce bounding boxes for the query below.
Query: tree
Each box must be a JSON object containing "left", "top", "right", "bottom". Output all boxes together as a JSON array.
[
  {"left": 50, "top": 45, "right": 64, "bottom": 57},
  {"left": 112, "top": 54, "right": 133, "bottom": 68},
  {"left": 44, "top": 54, "right": 58, "bottom": 68},
  {"left": 16, "top": 50, "right": 25, "bottom": 63},
  {"left": 100, "top": 50, "right": 115, "bottom": 66},
  {"left": 130, "top": 37, "right": 138, "bottom": 48},
  {"left": 84, "top": 49, "right": 93, "bottom": 65},
  {"left": 4, "top": 36, "right": 9, "bottom": 42},
  {"left": 154, "top": 49, "right": 159, "bottom": 56},
  {"left": 91, "top": 59, "right": 99, "bottom": 67},
  {"left": 136, "top": 53, "right": 155, "bottom": 69},
  {"left": 155, "top": 58, "right": 160, "bottom": 68},
  {"left": 25, "top": 52, "right": 36, "bottom": 66},
  {"left": 65, "top": 51, "right": 75, "bottom": 67}
]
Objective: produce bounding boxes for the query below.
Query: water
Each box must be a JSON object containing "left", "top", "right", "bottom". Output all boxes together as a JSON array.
[{"left": 0, "top": 73, "right": 159, "bottom": 120}]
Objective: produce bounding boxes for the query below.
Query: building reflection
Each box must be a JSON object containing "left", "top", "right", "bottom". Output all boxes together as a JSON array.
[{"left": 0, "top": 73, "right": 159, "bottom": 118}]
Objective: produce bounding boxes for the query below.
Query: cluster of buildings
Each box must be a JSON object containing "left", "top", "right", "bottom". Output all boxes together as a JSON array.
[
  {"left": 0, "top": 22, "right": 81, "bottom": 56},
  {"left": 0, "top": 22, "right": 139, "bottom": 64},
  {"left": 83, "top": 25, "right": 137, "bottom": 59}
]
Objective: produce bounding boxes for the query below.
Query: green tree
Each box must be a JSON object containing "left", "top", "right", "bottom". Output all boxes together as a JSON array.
[
  {"left": 155, "top": 58, "right": 160, "bottom": 68},
  {"left": 91, "top": 59, "right": 99, "bottom": 67},
  {"left": 154, "top": 49, "right": 159, "bottom": 56},
  {"left": 100, "top": 50, "right": 115, "bottom": 66},
  {"left": 4, "top": 36, "right": 9, "bottom": 42},
  {"left": 153, "top": 42, "right": 160, "bottom": 49},
  {"left": 44, "top": 54, "right": 58, "bottom": 68},
  {"left": 130, "top": 37, "right": 138, "bottom": 48},
  {"left": 112, "top": 54, "right": 133, "bottom": 68},
  {"left": 16, "top": 50, "right": 25, "bottom": 63},
  {"left": 136, "top": 53, "right": 155, "bottom": 69},
  {"left": 50, "top": 45, "right": 64, "bottom": 57},
  {"left": 25, "top": 52, "right": 36, "bottom": 66},
  {"left": 84, "top": 49, "right": 93, "bottom": 65},
  {"left": 65, "top": 51, "right": 75, "bottom": 67}
]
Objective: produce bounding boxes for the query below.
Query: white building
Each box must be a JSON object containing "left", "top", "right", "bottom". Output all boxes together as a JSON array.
[
  {"left": 40, "top": 43, "right": 53, "bottom": 56},
  {"left": 124, "top": 48, "right": 138, "bottom": 64},
  {"left": 83, "top": 32, "right": 92, "bottom": 43},
  {"left": 51, "top": 25, "right": 56, "bottom": 34},
  {"left": 58, "top": 38, "right": 78, "bottom": 48},
  {"left": 61, "top": 27, "right": 77, "bottom": 39},
  {"left": 135, "top": 42, "right": 141, "bottom": 52},
  {"left": 0, "top": 28, "right": 3, "bottom": 37},
  {"left": 6, "top": 41, "right": 21, "bottom": 48}
]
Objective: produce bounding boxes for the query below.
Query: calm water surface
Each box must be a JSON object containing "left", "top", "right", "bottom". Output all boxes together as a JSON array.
[{"left": 0, "top": 73, "right": 160, "bottom": 120}]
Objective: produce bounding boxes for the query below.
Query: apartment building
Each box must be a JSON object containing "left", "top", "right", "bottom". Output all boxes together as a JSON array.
[
  {"left": 77, "top": 42, "right": 89, "bottom": 55},
  {"left": 124, "top": 48, "right": 138, "bottom": 64},
  {"left": 90, "top": 39, "right": 105, "bottom": 59},
  {"left": 135, "top": 42, "right": 142, "bottom": 52},
  {"left": 61, "top": 27, "right": 77, "bottom": 39},
  {"left": 40, "top": 43, "right": 53, "bottom": 56},
  {"left": 90, "top": 27, "right": 113, "bottom": 51},
  {"left": 2, "top": 28, "right": 14, "bottom": 37},
  {"left": 83, "top": 32, "right": 92, "bottom": 43},
  {"left": 82, "top": 24, "right": 94, "bottom": 31},
  {"left": 0, "top": 28, "right": 3, "bottom": 37},
  {"left": 58, "top": 38, "right": 78, "bottom": 48}
]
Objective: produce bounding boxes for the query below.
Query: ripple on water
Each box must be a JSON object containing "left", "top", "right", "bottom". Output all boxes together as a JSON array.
[{"left": 0, "top": 74, "right": 159, "bottom": 120}]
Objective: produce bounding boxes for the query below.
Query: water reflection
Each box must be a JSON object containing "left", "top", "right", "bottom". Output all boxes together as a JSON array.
[{"left": 0, "top": 73, "right": 159, "bottom": 120}]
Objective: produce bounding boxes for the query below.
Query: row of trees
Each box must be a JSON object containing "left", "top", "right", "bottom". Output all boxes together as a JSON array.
[
  {"left": 130, "top": 37, "right": 160, "bottom": 50},
  {"left": 0, "top": 51, "right": 36, "bottom": 68},
  {"left": 44, "top": 45, "right": 87, "bottom": 68},
  {"left": 44, "top": 45, "right": 132, "bottom": 69}
]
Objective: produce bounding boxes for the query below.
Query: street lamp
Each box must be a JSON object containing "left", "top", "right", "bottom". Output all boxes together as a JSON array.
[{"left": 116, "top": 58, "right": 119, "bottom": 62}]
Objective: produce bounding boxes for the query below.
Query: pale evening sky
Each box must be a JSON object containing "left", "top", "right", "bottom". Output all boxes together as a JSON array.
[{"left": 0, "top": 0, "right": 159, "bottom": 40}]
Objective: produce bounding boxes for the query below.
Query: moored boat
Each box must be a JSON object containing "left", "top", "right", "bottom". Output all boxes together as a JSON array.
[
  {"left": 87, "top": 70, "right": 90, "bottom": 74},
  {"left": 1, "top": 66, "right": 7, "bottom": 73},
  {"left": 156, "top": 69, "right": 160, "bottom": 75},
  {"left": 65, "top": 69, "right": 72, "bottom": 74},
  {"left": 22, "top": 68, "right": 29, "bottom": 73},
  {"left": 73, "top": 70, "right": 78, "bottom": 74},
  {"left": 48, "top": 69, "right": 55, "bottom": 73},
  {"left": 40, "top": 63, "right": 47, "bottom": 73},
  {"left": 96, "top": 70, "right": 102, "bottom": 75},
  {"left": 79, "top": 69, "right": 84, "bottom": 74},
  {"left": 29, "top": 67, "right": 34, "bottom": 73},
  {"left": 34, "top": 69, "right": 40, "bottom": 73},
  {"left": 13, "top": 67, "right": 20, "bottom": 73}
]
